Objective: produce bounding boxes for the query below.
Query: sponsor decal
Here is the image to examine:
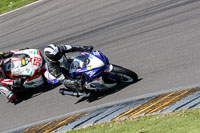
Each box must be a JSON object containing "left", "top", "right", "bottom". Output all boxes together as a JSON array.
[
  {"left": 25, "top": 81, "right": 35, "bottom": 85},
  {"left": 86, "top": 71, "right": 95, "bottom": 77},
  {"left": 87, "top": 66, "right": 92, "bottom": 70},
  {"left": 21, "top": 59, "right": 26, "bottom": 66},
  {"left": 26, "top": 68, "right": 30, "bottom": 73},
  {"left": 33, "top": 57, "right": 42, "bottom": 66},
  {"left": 93, "top": 51, "right": 100, "bottom": 56},
  {"left": 89, "top": 54, "right": 94, "bottom": 59}
]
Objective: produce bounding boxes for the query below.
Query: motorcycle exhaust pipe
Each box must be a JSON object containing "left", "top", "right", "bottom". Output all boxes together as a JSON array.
[
  {"left": 63, "top": 90, "right": 74, "bottom": 95},
  {"left": 59, "top": 89, "right": 82, "bottom": 96}
]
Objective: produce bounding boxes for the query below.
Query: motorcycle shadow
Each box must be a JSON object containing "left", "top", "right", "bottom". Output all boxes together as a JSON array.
[
  {"left": 14, "top": 83, "right": 61, "bottom": 105},
  {"left": 75, "top": 78, "right": 142, "bottom": 104}
]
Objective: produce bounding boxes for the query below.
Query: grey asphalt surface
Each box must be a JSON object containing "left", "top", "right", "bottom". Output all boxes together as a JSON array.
[{"left": 1, "top": 0, "right": 200, "bottom": 132}]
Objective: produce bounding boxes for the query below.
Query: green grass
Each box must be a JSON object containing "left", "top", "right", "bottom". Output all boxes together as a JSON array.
[
  {"left": 0, "top": 0, "right": 38, "bottom": 14},
  {"left": 67, "top": 108, "right": 200, "bottom": 133}
]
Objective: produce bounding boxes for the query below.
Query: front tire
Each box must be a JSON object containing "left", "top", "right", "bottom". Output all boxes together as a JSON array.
[{"left": 110, "top": 65, "right": 138, "bottom": 83}]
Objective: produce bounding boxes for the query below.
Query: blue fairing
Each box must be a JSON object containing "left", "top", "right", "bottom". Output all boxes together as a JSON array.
[
  {"left": 85, "top": 67, "right": 105, "bottom": 82},
  {"left": 85, "top": 50, "right": 109, "bottom": 65},
  {"left": 71, "top": 51, "right": 109, "bottom": 82}
]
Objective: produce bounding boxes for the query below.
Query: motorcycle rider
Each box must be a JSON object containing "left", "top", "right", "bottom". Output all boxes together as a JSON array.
[
  {"left": 0, "top": 50, "right": 27, "bottom": 102},
  {"left": 44, "top": 44, "right": 93, "bottom": 96}
]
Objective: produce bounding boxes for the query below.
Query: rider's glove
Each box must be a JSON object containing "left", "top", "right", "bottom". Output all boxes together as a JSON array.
[
  {"left": 83, "top": 46, "right": 93, "bottom": 52},
  {"left": 13, "top": 76, "right": 26, "bottom": 87},
  {"left": 13, "top": 78, "right": 22, "bottom": 87}
]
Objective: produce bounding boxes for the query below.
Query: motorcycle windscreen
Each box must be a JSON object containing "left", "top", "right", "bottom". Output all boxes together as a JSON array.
[
  {"left": 69, "top": 55, "right": 89, "bottom": 78},
  {"left": 11, "top": 55, "right": 35, "bottom": 76}
]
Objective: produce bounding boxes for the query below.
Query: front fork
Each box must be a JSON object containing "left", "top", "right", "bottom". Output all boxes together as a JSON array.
[
  {"left": 104, "top": 64, "right": 114, "bottom": 73},
  {"left": 84, "top": 64, "right": 117, "bottom": 91}
]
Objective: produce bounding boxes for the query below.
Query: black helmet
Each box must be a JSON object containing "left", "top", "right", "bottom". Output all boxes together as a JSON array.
[{"left": 44, "top": 44, "right": 62, "bottom": 63}]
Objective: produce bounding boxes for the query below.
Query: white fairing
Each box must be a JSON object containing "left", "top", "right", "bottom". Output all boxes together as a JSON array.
[
  {"left": 11, "top": 58, "right": 34, "bottom": 76},
  {"left": 23, "top": 75, "right": 44, "bottom": 88},
  {"left": 87, "top": 54, "right": 105, "bottom": 69},
  {"left": 44, "top": 71, "right": 56, "bottom": 81},
  {"left": 85, "top": 76, "right": 117, "bottom": 90},
  {"left": 7, "top": 49, "right": 44, "bottom": 88},
  {"left": 11, "top": 49, "right": 43, "bottom": 77}
]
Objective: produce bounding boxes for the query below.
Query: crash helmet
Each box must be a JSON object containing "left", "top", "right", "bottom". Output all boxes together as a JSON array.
[{"left": 44, "top": 44, "right": 62, "bottom": 63}]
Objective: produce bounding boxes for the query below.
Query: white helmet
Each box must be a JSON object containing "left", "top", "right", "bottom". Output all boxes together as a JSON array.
[{"left": 44, "top": 44, "right": 62, "bottom": 62}]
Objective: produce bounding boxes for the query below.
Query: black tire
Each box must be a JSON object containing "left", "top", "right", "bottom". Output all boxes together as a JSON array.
[{"left": 110, "top": 65, "right": 138, "bottom": 83}]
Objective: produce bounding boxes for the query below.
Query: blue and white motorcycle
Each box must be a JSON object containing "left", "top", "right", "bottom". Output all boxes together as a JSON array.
[{"left": 45, "top": 50, "right": 138, "bottom": 97}]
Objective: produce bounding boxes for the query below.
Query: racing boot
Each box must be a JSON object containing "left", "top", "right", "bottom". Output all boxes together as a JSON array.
[
  {"left": 63, "top": 79, "right": 83, "bottom": 91},
  {"left": 0, "top": 86, "right": 17, "bottom": 102},
  {"left": 62, "top": 79, "right": 90, "bottom": 97},
  {"left": 7, "top": 93, "right": 17, "bottom": 103},
  {"left": 62, "top": 79, "right": 81, "bottom": 97}
]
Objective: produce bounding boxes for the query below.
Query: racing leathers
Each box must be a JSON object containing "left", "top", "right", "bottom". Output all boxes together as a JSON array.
[
  {"left": 44, "top": 44, "right": 93, "bottom": 95},
  {"left": 0, "top": 49, "right": 32, "bottom": 102}
]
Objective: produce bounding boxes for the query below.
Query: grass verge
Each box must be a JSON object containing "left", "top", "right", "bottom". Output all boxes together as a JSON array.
[
  {"left": 0, "top": 0, "right": 38, "bottom": 15},
  {"left": 67, "top": 108, "right": 200, "bottom": 133}
]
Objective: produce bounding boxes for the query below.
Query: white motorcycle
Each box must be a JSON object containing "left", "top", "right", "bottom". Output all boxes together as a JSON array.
[{"left": 0, "top": 49, "right": 46, "bottom": 99}]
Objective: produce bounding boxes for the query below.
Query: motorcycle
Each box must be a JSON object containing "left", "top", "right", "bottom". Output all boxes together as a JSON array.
[
  {"left": 0, "top": 49, "right": 46, "bottom": 101},
  {"left": 45, "top": 50, "right": 138, "bottom": 97}
]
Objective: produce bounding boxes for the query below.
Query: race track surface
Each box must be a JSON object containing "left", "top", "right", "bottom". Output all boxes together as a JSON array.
[{"left": 1, "top": 0, "right": 200, "bottom": 132}]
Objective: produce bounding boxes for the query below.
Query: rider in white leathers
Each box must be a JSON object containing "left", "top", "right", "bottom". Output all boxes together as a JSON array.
[
  {"left": 0, "top": 49, "right": 31, "bottom": 102},
  {"left": 44, "top": 44, "right": 93, "bottom": 96}
]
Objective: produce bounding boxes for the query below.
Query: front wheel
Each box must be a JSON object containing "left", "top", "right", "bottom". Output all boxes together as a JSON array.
[{"left": 105, "top": 65, "right": 138, "bottom": 83}]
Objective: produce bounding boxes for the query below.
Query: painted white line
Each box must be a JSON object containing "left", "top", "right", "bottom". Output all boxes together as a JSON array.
[
  {"left": 0, "top": 0, "right": 45, "bottom": 17},
  {"left": 5, "top": 82, "right": 200, "bottom": 133}
]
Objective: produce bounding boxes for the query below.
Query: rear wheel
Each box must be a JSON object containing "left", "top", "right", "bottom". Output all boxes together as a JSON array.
[{"left": 104, "top": 65, "right": 138, "bottom": 83}]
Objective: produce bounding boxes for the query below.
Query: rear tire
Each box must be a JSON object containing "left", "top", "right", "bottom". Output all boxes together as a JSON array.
[{"left": 110, "top": 65, "right": 138, "bottom": 83}]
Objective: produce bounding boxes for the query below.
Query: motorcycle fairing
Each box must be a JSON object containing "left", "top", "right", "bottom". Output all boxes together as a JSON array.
[
  {"left": 70, "top": 51, "right": 109, "bottom": 82},
  {"left": 11, "top": 57, "right": 35, "bottom": 77},
  {"left": 44, "top": 71, "right": 59, "bottom": 84},
  {"left": 90, "top": 51, "right": 109, "bottom": 65},
  {"left": 12, "top": 49, "right": 43, "bottom": 76},
  {"left": 23, "top": 75, "right": 44, "bottom": 88},
  {"left": 9, "top": 49, "right": 44, "bottom": 88},
  {"left": 85, "top": 76, "right": 117, "bottom": 90}
]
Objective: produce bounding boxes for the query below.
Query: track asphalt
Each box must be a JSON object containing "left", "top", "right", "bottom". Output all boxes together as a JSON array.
[{"left": 1, "top": 0, "right": 200, "bottom": 132}]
